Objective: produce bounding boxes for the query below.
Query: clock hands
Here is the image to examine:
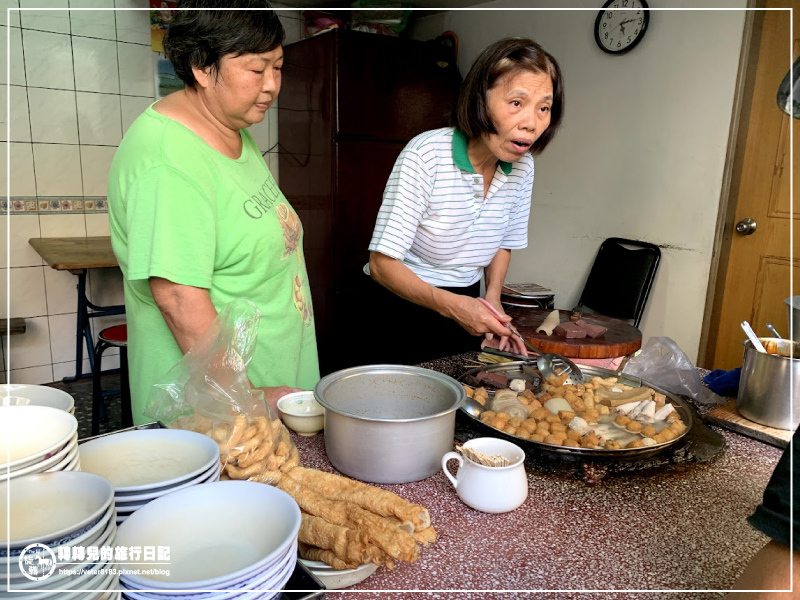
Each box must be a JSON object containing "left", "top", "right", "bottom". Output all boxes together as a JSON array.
[{"left": 617, "top": 17, "right": 637, "bottom": 36}]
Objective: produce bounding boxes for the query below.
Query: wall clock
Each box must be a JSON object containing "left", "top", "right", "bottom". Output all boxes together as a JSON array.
[{"left": 594, "top": 0, "right": 650, "bottom": 55}]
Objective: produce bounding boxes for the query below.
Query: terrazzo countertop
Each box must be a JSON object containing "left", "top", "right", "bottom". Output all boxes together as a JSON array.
[{"left": 291, "top": 353, "right": 784, "bottom": 599}]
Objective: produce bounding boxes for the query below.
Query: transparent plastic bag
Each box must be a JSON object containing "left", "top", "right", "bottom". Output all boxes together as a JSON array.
[
  {"left": 144, "top": 299, "right": 300, "bottom": 484},
  {"left": 621, "top": 336, "right": 724, "bottom": 405}
]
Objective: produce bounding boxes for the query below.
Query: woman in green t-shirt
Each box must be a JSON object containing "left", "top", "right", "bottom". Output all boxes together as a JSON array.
[{"left": 108, "top": 0, "right": 320, "bottom": 424}]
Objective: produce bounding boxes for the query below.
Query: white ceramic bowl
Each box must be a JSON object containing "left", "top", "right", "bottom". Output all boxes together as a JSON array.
[
  {"left": 1, "top": 433, "right": 78, "bottom": 481},
  {"left": 1, "top": 384, "right": 75, "bottom": 413},
  {"left": 121, "top": 541, "right": 296, "bottom": 600},
  {"left": 79, "top": 428, "right": 220, "bottom": 493},
  {"left": 277, "top": 391, "right": 325, "bottom": 436},
  {"left": 113, "top": 460, "right": 220, "bottom": 504},
  {"left": 0, "top": 471, "right": 114, "bottom": 553},
  {"left": 44, "top": 444, "right": 81, "bottom": 473},
  {"left": 300, "top": 560, "right": 378, "bottom": 590},
  {"left": 0, "top": 405, "right": 78, "bottom": 471},
  {"left": 11, "top": 559, "right": 117, "bottom": 599},
  {"left": 117, "top": 481, "right": 300, "bottom": 590},
  {"left": 1, "top": 501, "right": 116, "bottom": 580}
]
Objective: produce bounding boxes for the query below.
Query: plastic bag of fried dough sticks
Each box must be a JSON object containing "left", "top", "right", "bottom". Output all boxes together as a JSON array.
[{"left": 144, "top": 299, "right": 300, "bottom": 484}]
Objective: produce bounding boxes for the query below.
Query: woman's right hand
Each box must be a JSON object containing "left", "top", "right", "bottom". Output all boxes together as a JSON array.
[{"left": 446, "top": 294, "right": 516, "bottom": 339}]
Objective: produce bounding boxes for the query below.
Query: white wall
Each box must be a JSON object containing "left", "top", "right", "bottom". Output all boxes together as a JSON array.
[
  {"left": 422, "top": 2, "right": 747, "bottom": 361},
  {"left": 1, "top": 4, "right": 299, "bottom": 385}
]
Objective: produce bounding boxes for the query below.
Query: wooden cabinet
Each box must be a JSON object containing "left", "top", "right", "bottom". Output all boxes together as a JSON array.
[{"left": 278, "top": 30, "right": 459, "bottom": 374}]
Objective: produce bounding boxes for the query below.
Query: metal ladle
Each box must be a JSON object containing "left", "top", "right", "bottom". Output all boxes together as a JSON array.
[
  {"left": 462, "top": 395, "right": 486, "bottom": 418},
  {"left": 480, "top": 346, "right": 585, "bottom": 386},
  {"left": 766, "top": 322, "right": 782, "bottom": 338}
]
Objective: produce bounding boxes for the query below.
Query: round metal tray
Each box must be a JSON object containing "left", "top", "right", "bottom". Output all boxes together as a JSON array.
[{"left": 459, "top": 362, "right": 693, "bottom": 461}]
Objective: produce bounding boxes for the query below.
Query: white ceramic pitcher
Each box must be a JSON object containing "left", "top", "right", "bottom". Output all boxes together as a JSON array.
[{"left": 441, "top": 437, "right": 527, "bottom": 513}]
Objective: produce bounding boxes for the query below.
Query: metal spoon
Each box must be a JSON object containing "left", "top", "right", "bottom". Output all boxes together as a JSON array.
[{"left": 741, "top": 320, "right": 767, "bottom": 352}]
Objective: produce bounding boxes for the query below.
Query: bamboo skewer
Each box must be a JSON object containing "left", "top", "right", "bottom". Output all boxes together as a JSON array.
[{"left": 456, "top": 445, "right": 509, "bottom": 468}]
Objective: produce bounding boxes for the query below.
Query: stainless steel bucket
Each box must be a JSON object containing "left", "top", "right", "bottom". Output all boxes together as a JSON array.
[
  {"left": 314, "top": 364, "right": 465, "bottom": 484},
  {"left": 737, "top": 338, "right": 800, "bottom": 430},
  {"left": 784, "top": 296, "right": 800, "bottom": 342}
]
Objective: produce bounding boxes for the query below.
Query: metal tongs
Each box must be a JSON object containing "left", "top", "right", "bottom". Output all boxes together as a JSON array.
[{"left": 477, "top": 298, "right": 584, "bottom": 385}]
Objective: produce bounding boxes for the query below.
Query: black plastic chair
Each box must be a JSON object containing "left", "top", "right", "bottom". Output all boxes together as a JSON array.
[{"left": 573, "top": 238, "right": 661, "bottom": 328}]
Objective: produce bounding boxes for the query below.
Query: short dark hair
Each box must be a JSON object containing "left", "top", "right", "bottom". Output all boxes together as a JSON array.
[
  {"left": 164, "top": 0, "right": 285, "bottom": 87},
  {"left": 454, "top": 38, "right": 564, "bottom": 156}
]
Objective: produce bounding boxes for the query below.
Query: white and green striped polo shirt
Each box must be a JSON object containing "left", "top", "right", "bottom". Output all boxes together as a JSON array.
[{"left": 368, "top": 127, "right": 534, "bottom": 287}]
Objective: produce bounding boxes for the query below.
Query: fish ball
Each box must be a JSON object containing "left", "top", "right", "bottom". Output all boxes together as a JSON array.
[{"left": 626, "top": 421, "right": 643, "bottom": 433}]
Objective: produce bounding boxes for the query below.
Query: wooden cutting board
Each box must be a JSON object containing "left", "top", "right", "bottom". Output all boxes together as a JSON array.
[
  {"left": 705, "top": 401, "right": 792, "bottom": 448},
  {"left": 506, "top": 308, "right": 642, "bottom": 359}
]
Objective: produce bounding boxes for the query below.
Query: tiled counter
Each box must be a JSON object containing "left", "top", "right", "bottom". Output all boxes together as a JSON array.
[{"left": 291, "top": 353, "right": 783, "bottom": 599}]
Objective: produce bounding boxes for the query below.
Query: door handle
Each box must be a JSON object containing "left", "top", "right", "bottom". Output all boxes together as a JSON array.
[{"left": 735, "top": 218, "right": 757, "bottom": 235}]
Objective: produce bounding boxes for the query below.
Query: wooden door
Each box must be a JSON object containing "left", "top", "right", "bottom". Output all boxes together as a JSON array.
[
  {"left": 335, "top": 31, "right": 459, "bottom": 141},
  {"left": 706, "top": 2, "right": 798, "bottom": 370}
]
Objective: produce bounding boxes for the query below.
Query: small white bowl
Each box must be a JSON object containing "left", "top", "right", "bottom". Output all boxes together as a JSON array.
[{"left": 277, "top": 391, "right": 325, "bottom": 436}]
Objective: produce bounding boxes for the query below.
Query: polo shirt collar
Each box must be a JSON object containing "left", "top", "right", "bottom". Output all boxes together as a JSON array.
[{"left": 452, "top": 128, "right": 513, "bottom": 176}]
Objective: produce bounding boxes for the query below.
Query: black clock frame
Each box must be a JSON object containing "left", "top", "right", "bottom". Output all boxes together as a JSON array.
[{"left": 594, "top": 0, "right": 650, "bottom": 55}]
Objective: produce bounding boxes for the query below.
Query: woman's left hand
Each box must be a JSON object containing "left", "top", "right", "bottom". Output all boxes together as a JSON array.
[
  {"left": 481, "top": 331, "right": 528, "bottom": 355},
  {"left": 478, "top": 297, "right": 528, "bottom": 356}
]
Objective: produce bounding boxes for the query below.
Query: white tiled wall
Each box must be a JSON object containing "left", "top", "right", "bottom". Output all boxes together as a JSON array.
[{"left": 2, "top": 4, "right": 300, "bottom": 385}]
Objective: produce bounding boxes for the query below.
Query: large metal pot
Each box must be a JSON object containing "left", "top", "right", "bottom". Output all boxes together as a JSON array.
[
  {"left": 314, "top": 365, "right": 465, "bottom": 484},
  {"left": 737, "top": 339, "right": 800, "bottom": 430}
]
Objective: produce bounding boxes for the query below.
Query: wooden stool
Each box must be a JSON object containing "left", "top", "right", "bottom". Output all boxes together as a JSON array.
[{"left": 92, "top": 324, "right": 133, "bottom": 435}]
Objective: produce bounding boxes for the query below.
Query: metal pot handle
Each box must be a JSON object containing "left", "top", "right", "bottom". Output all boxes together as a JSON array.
[{"left": 441, "top": 452, "right": 463, "bottom": 489}]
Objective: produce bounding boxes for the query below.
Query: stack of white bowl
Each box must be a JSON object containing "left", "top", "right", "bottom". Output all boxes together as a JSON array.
[
  {"left": 2, "top": 383, "right": 75, "bottom": 414},
  {"left": 1, "top": 471, "right": 120, "bottom": 599},
  {"left": 117, "top": 481, "right": 300, "bottom": 600},
  {"left": 1, "top": 405, "right": 80, "bottom": 481},
  {"left": 78, "top": 429, "right": 221, "bottom": 525}
]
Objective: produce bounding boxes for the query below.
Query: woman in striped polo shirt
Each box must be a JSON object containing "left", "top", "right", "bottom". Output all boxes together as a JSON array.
[{"left": 366, "top": 37, "right": 564, "bottom": 365}]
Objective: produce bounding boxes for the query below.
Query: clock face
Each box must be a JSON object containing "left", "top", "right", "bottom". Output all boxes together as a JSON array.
[{"left": 595, "top": 0, "right": 650, "bottom": 55}]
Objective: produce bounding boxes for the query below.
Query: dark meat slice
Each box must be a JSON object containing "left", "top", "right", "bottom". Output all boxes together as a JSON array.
[
  {"left": 475, "top": 371, "right": 510, "bottom": 388},
  {"left": 574, "top": 319, "right": 608, "bottom": 339},
  {"left": 554, "top": 322, "right": 588, "bottom": 339}
]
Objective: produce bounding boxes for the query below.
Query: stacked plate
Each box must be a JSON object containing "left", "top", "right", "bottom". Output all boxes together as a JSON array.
[
  {"left": 1, "top": 471, "right": 120, "bottom": 599},
  {"left": 1, "top": 405, "right": 80, "bottom": 481},
  {"left": 1, "top": 383, "right": 75, "bottom": 414},
  {"left": 118, "top": 481, "right": 301, "bottom": 599},
  {"left": 78, "top": 429, "right": 221, "bottom": 525},
  {"left": 298, "top": 559, "right": 378, "bottom": 590}
]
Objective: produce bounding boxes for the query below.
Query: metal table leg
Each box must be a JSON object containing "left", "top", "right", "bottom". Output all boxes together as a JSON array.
[{"left": 63, "top": 270, "right": 126, "bottom": 383}]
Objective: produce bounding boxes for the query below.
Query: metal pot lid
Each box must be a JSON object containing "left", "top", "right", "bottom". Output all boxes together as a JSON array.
[{"left": 315, "top": 364, "right": 466, "bottom": 423}]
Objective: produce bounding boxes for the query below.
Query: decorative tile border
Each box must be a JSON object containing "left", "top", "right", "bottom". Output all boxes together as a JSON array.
[{"left": 2, "top": 197, "right": 108, "bottom": 214}]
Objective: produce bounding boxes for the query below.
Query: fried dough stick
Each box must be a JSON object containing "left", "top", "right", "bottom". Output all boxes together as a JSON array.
[
  {"left": 287, "top": 466, "right": 431, "bottom": 531},
  {"left": 299, "top": 513, "right": 382, "bottom": 566},
  {"left": 298, "top": 542, "right": 356, "bottom": 570},
  {"left": 413, "top": 526, "right": 437, "bottom": 546},
  {"left": 277, "top": 475, "right": 420, "bottom": 564}
]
